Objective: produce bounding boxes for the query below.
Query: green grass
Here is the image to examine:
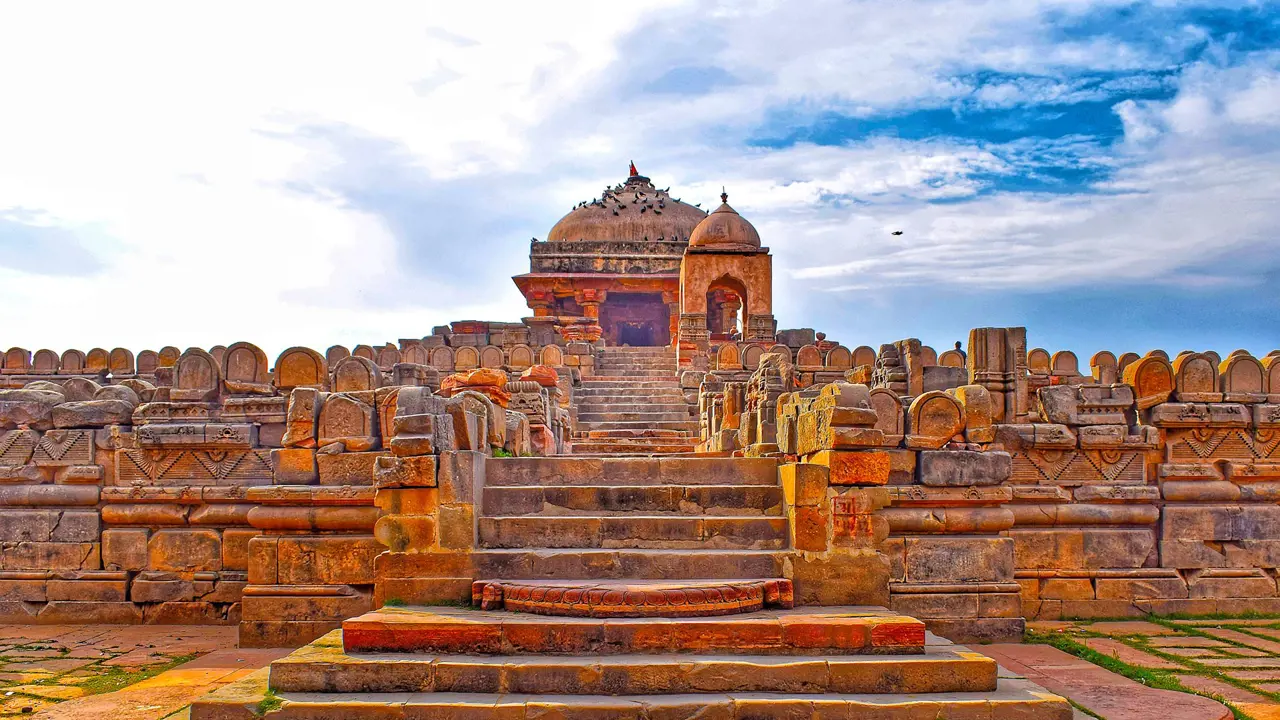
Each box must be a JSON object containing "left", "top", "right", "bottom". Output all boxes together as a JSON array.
[
  {"left": 1027, "top": 627, "right": 1257, "bottom": 720},
  {"left": 492, "top": 447, "right": 513, "bottom": 458},
  {"left": 70, "top": 653, "right": 199, "bottom": 696},
  {"left": 255, "top": 688, "right": 284, "bottom": 716},
  {"left": 382, "top": 597, "right": 406, "bottom": 607}
]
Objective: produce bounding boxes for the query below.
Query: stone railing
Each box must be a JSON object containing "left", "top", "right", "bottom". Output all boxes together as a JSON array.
[
  {"left": 0, "top": 344, "right": 560, "bottom": 646},
  {"left": 698, "top": 328, "right": 1280, "bottom": 642}
]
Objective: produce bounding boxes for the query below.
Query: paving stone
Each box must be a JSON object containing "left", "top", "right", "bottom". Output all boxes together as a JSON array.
[
  {"left": 1204, "top": 628, "right": 1280, "bottom": 654},
  {"left": 1176, "top": 674, "right": 1272, "bottom": 703},
  {"left": 982, "top": 643, "right": 1232, "bottom": 720},
  {"left": 1081, "top": 638, "right": 1184, "bottom": 669},
  {"left": 1149, "top": 636, "right": 1232, "bottom": 648},
  {"left": 1087, "top": 621, "right": 1177, "bottom": 636}
]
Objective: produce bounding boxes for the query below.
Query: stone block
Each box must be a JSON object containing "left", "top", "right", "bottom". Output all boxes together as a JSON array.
[
  {"left": 1039, "top": 578, "right": 1094, "bottom": 600},
  {"left": 102, "top": 528, "right": 148, "bottom": 571},
  {"left": 901, "top": 537, "right": 1014, "bottom": 584},
  {"left": 437, "top": 451, "right": 481, "bottom": 504},
  {"left": 276, "top": 535, "right": 380, "bottom": 585},
  {"left": 1009, "top": 528, "right": 1085, "bottom": 570},
  {"left": 1094, "top": 576, "right": 1189, "bottom": 600},
  {"left": 1187, "top": 573, "right": 1278, "bottom": 598},
  {"left": 780, "top": 463, "right": 828, "bottom": 508},
  {"left": 437, "top": 504, "right": 476, "bottom": 550},
  {"left": 374, "top": 455, "right": 439, "bottom": 490},
  {"left": 37, "top": 600, "right": 143, "bottom": 624},
  {"left": 52, "top": 511, "right": 99, "bottom": 542},
  {"left": 148, "top": 529, "right": 222, "bottom": 572},
  {"left": 51, "top": 400, "right": 134, "bottom": 428},
  {"left": 222, "top": 528, "right": 259, "bottom": 571},
  {"left": 240, "top": 592, "right": 371, "bottom": 623},
  {"left": 807, "top": 450, "right": 889, "bottom": 486},
  {"left": 248, "top": 537, "right": 278, "bottom": 585},
  {"left": 374, "top": 514, "right": 438, "bottom": 553},
  {"left": 131, "top": 576, "right": 197, "bottom": 603},
  {"left": 0, "top": 542, "right": 99, "bottom": 571},
  {"left": 271, "top": 448, "right": 317, "bottom": 485},
  {"left": 916, "top": 450, "right": 1010, "bottom": 486},
  {"left": 316, "top": 451, "right": 379, "bottom": 486}
]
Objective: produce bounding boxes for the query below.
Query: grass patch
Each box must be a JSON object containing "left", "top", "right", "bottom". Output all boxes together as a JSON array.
[
  {"left": 383, "top": 597, "right": 406, "bottom": 607},
  {"left": 1028, "top": 627, "right": 1257, "bottom": 720},
  {"left": 255, "top": 688, "right": 284, "bottom": 716},
  {"left": 492, "top": 448, "right": 513, "bottom": 458},
  {"left": 72, "top": 653, "right": 199, "bottom": 696}
]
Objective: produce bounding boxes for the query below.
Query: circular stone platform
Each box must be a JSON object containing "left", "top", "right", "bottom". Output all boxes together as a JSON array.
[{"left": 471, "top": 579, "right": 793, "bottom": 618}]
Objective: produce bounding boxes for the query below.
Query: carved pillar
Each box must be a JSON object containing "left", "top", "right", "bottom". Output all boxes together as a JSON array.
[
  {"left": 723, "top": 295, "right": 742, "bottom": 338},
  {"left": 745, "top": 314, "right": 777, "bottom": 342},
  {"left": 676, "top": 313, "right": 709, "bottom": 369},
  {"left": 664, "top": 291, "right": 680, "bottom": 348},
  {"left": 525, "top": 290, "right": 555, "bottom": 318},
  {"left": 575, "top": 289, "right": 606, "bottom": 342}
]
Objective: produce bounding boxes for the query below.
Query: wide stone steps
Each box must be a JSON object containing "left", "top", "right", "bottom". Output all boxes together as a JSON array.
[
  {"left": 478, "top": 515, "right": 788, "bottom": 549},
  {"left": 568, "top": 442, "right": 699, "bottom": 456},
  {"left": 579, "top": 379, "right": 683, "bottom": 388},
  {"left": 342, "top": 607, "right": 926, "bottom": 655},
  {"left": 576, "top": 428, "right": 693, "bottom": 439},
  {"left": 577, "top": 402, "right": 692, "bottom": 414},
  {"left": 471, "top": 548, "right": 790, "bottom": 580},
  {"left": 485, "top": 457, "right": 778, "bottom": 486},
  {"left": 576, "top": 387, "right": 687, "bottom": 397},
  {"left": 593, "top": 369, "right": 676, "bottom": 378},
  {"left": 483, "top": 484, "right": 783, "bottom": 516},
  {"left": 196, "top": 682, "right": 1070, "bottom": 720},
  {"left": 268, "top": 642, "right": 996, "bottom": 696},
  {"left": 578, "top": 420, "right": 699, "bottom": 432},
  {"left": 577, "top": 411, "right": 693, "bottom": 423}
]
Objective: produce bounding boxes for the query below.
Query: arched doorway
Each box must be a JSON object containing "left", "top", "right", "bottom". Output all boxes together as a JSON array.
[{"left": 705, "top": 274, "right": 748, "bottom": 342}]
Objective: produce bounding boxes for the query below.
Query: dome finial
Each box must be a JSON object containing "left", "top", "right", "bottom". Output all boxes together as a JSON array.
[
  {"left": 720, "top": 186, "right": 728, "bottom": 204},
  {"left": 629, "top": 160, "right": 639, "bottom": 177}
]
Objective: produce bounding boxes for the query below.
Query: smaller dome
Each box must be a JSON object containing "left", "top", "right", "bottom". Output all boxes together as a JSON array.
[{"left": 688, "top": 191, "right": 761, "bottom": 250}]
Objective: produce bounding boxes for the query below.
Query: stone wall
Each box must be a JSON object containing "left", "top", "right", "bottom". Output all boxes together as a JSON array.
[
  {"left": 0, "top": 341, "right": 566, "bottom": 647},
  {"left": 697, "top": 327, "right": 1280, "bottom": 641}
]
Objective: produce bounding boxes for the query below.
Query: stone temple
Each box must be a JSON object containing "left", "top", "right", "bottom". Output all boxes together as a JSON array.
[{"left": 5, "top": 163, "right": 1279, "bottom": 718}]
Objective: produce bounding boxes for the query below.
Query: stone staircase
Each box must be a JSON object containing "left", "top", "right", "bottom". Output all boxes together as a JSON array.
[
  {"left": 193, "top": 455, "right": 1071, "bottom": 718},
  {"left": 572, "top": 346, "right": 698, "bottom": 456}
]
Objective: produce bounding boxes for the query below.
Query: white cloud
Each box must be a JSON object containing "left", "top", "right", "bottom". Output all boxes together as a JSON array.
[{"left": 0, "top": 0, "right": 1276, "bottom": 359}]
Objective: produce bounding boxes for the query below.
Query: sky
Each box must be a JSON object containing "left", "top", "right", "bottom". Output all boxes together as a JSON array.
[{"left": 1, "top": 0, "right": 1278, "bottom": 361}]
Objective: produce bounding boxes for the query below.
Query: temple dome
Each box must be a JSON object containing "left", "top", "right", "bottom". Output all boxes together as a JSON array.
[
  {"left": 688, "top": 191, "right": 761, "bottom": 250},
  {"left": 546, "top": 167, "right": 707, "bottom": 243}
]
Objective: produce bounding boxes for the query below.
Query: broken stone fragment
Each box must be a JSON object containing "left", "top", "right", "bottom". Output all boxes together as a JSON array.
[{"left": 0, "top": 389, "right": 67, "bottom": 430}]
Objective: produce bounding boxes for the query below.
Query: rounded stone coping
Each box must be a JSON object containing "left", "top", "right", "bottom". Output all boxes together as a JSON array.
[{"left": 472, "top": 578, "right": 793, "bottom": 618}]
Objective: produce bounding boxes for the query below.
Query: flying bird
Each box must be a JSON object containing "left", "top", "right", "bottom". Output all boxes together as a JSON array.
[{"left": 891, "top": 230, "right": 904, "bottom": 236}]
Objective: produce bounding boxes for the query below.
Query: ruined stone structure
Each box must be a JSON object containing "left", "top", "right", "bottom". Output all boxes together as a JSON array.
[{"left": 13, "top": 164, "right": 1272, "bottom": 717}]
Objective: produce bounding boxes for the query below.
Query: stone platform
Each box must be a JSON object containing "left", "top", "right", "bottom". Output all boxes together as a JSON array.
[
  {"left": 342, "top": 605, "right": 924, "bottom": 655},
  {"left": 192, "top": 617, "right": 1072, "bottom": 719}
]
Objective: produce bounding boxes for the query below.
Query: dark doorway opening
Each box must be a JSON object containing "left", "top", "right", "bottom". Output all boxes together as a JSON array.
[
  {"left": 618, "top": 323, "right": 655, "bottom": 347},
  {"left": 600, "top": 292, "right": 671, "bottom": 346}
]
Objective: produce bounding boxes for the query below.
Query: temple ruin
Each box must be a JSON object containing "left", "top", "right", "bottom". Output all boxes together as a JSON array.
[{"left": 5, "top": 164, "right": 1275, "bottom": 717}]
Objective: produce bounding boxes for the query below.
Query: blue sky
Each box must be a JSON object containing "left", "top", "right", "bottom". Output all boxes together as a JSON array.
[{"left": 0, "top": 1, "right": 1278, "bottom": 359}]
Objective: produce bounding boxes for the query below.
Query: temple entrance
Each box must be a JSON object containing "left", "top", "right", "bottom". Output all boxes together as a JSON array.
[
  {"left": 599, "top": 292, "right": 670, "bottom": 346},
  {"left": 618, "top": 323, "right": 655, "bottom": 346},
  {"left": 706, "top": 275, "right": 747, "bottom": 342}
]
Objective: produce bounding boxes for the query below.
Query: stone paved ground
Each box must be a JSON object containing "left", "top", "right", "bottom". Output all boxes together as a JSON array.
[
  {"left": 10, "top": 618, "right": 1280, "bottom": 719},
  {"left": 0, "top": 626, "right": 286, "bottom": 719},
  {"left": 1018, "top": 617, "right": 1280, "bottom": 719}
]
